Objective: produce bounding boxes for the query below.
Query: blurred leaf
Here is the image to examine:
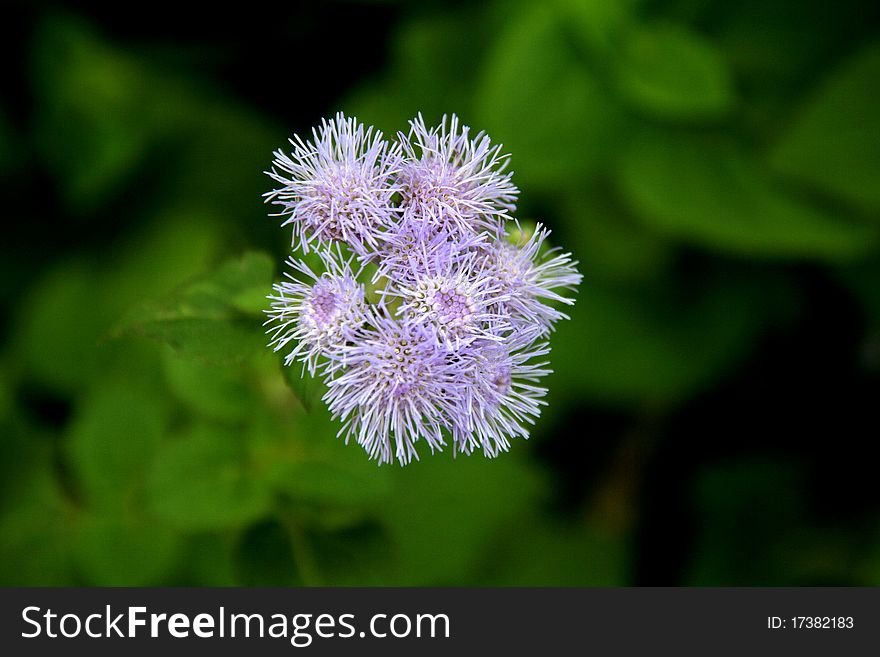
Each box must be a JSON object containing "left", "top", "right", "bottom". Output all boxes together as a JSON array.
[
  {"left": 683, "top": 459, "right": 851, "bottom": 585},
  {"left": 31, "top": 15, "right": 162, "bottom": 212},
  {"left": 476, "top": 4, "right": 622, "bottom": 191},
  {"left": 549, "top": 272, "right": 793, "bottom": 405},
  {"left": 31, "top": 14, "right": 281, "bottom": 217},
  {"left": 0, "top": 465, "right": 74, "bottom": 585},
  {"left": 563, "top": 189, "right": 674, "bottom": 284},
  {"left": 770, "top": 41, "right": 880, "bottom": 213},
  {"left": 11, "top": 215, "right": 223, "bottom": 394},
  {"left": 146, "top": 424, "right": 273, "bottom": 531},
  {"left": 12, "top": 260, "right": 109, "bottom": 393},
  {"left": 382, "top": 451, "right": 547, "bottom": 584},
  {"left": 66, "top": 385, "right": 167, "bottom": 508},
  {"left": 558, "top": 0, "right": 639, "bottom": 54},
  {"left": 0, "top": 362, "right": 12, "bottom": 424},
  {"left": 234, "top": 520, "right": 301, "bottom": 586},
  {"left": 167, "top": 104, "right": 281, "bottom": 223},
  {"left": 125, "top": 318, "right": 262, "bottom": 365},
  {"left": 343, "top": 6, "right": 488, "bottom": 135},
  {"left": 716, "top": 1, "right": 859, "bottom": 90},
  {"left": 163, "top": 349, "right": 255, "bottom": 422},
  {"left": 835, "top": 255, "right": 880, "bottom": 372},
  {"left": 248, "top": 393, "right": 393, "bottom": 509},
  {"left": 281, "top": 363, "right": 326, "bottom": 413},
  {"left": 613, "top": 23, "right": 734, "bottom": 119},
  {"left": 267, "top": 458, "right": 393, "bottom": 508},
  {"left": 116, "top": 251, "right": 273, "bottom": 364},
  {"left": 180, "top": 534, "right": 238, "bottom": 586},
  {"left": 73, "top": 512, "right": 180, "bottom": 585},
  {"left": 105, "top": 212, "right": 224, "bottom": 307},
  {"left": 615, "top": 130, "right": 877, "bottom": 260},
  {"left": 477, "top": 518, "right": 627, "bottom": 585},
  {"left": 193, "top": 251, "right": 275, "bottom": 317},
  {"left": 308, "top": 520, "right": 397, "bottom": 585}
]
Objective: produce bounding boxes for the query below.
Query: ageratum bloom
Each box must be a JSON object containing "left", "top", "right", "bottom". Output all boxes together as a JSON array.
[
  {"left": 391, "top": 249, "right": 510, "bottom": 351},
  {"left": 324, "top": 310, "right": 466, "bottom": 464},
  {"left": 265, "top": 112, "right": 401, "bottom": 257},
  {"left": 264, "top": 113, "right": 580, "bottom": 465},
  {"left": 453, "top": 337, "right": 551, "bottom": 458},
  {"left": 265, "top": 251, "right": 366, "bottom": 376},
  {"left": 483, "top": 223, "right": 582, "bottom": 337},
  {"left": 371, "top": 214, "right": 485, "bottom": 285},
  {"left": 396, "top": 113, "right": 518, "bottom": 237}
]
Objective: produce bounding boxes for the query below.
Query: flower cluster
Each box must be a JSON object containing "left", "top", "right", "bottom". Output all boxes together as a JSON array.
[{"left": 265, "top": 112, "right": 580, "bottom": 465}]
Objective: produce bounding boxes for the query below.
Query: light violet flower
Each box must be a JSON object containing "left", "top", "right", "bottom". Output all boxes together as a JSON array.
[
  {"left": 453, "top": 338, "right": 551, "bottom": 458},
  {"left": 265, "top": 112, "right": 401, "bottom": 257},
  {"left": 323, "top": 310, "right": 465, "bottom": 465},
  {"left": 264, "top": 113, "right": 580, "bottom": 465},
  {"left": 396, "top": 113, "right": 518, "bottom": 238},
  {"left": 483, "top": 223, "right": 582, "bottom": 336},
  {"left": 389, "top": 249, "right": 510, "bottom": 351},
  {"left": 371, "top": 215, "right": 485, "bottom": 286},
  {"left": 265, "top": 251, "right": 366, "bottom": 376}
]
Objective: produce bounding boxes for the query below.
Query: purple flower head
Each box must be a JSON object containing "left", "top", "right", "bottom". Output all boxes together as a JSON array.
[
  {"left": 264, "top": 114, "right": 580, "bottom": 465},
  {"left": 265, "top": 250, "right": 366, "bottom": 376},
  {"left": 323, "top": 309, "right": 466, "bottom": 465},
  {"left": 453, "top": 338, "right": 551, "bottom": 458},
  {"left": 482, "top": 223, "right": 583, "bottom": 336},
  {"left": 388, "top": 248, "right": 510, "bottom": 351},
  {"left": 265, "top": 112, "right": 402, "bottom": 257},
  {"left": 371, "top": 214, "right": 486, "bottom": 285},
  {"left": 396, "top": 113, "right": 518, "bottom": 237}
]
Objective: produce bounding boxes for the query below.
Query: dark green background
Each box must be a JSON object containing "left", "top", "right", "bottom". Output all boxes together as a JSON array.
[{"left": 1, "top": 0, "right": 879, "bottom": 586}]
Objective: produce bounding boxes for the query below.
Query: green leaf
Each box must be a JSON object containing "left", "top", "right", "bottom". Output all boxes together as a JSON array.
[
  {"left": 475, "top": 4, "right": 622, "bottom": 192},
  {"left": 612, "top": 23, "right": 734, "bottom": 119},
  {"left": 614, "top": 130, "right": 878, "bottom": 260},
  {"left": 179, "top": 534, "right": 238, "bottom": 586},
  {"left": 162, "top": 349, "right": 255, "bottom": 422},
  {"left": 66, "top": 385, "right": 167, "bottom": 508},
  {"left": 557, "top": 0, "right": 639, "bottom": 54},
  {"left": 342, "top": 5, "right": 489, "bottom": 136},
  {"left": 266, "top": 459, "right": 393, "bottom": 508},
  {"left": 11, "top": 259, "right": 108, "bottom": 393},
  {"left": 308, "top": 521, "right": 397, "bottom": 586},
  {"left": 12, "top": 215, "right": 223, "bottom": 394},
  {"left": 477, "top": 518, "right": 628, "bottom": 586},
  {"left": 234, "top": 520, "right": 302, "bottom": 586},
  {"left": 548, "top": 272, "right": 795, "bottom": 406},
  {"left": 31, "top": 15, "right": 157, "bottom": 212},
  {"left": 0, "top": 464, "right": 75, "bottom": 585},
  {"left": 247, "top": 394, "right": 393, "bottom": 509},
  {"left": 31, "top": 15, "right": 281, "bottom": 218},
  {"left": 281, "top": 362, "right": 326, "bottom": 413},
  {"left": 73, "top": 512, "right": 180, "bottom": 585},
  {"left": 146, "top": 424, "right": 273, "bottom": 531},
  {"left": 562, "top": 189, "right": 674, "bottom": 285},
  {"left": 770, "top": 41, "right": 880, "bottom": 213},
  {"left": 206, "top": 251, "right": 276, "bottom": 316},
  {"left": 129, "top": 318, "right": 264, "bottom": 365},
  {"left": 116, "top": 251, "right": 274, "bottom": 365},
  {"left": 105, "top": 212, "right": 224, "bottom": 309},
  {"left": 382, "top": 452, "right": 547, "bottom": 584}
]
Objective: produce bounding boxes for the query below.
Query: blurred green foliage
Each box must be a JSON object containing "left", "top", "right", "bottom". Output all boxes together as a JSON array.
[{"left": 1, "top": 0, "right": 879, "bottom": 586}]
